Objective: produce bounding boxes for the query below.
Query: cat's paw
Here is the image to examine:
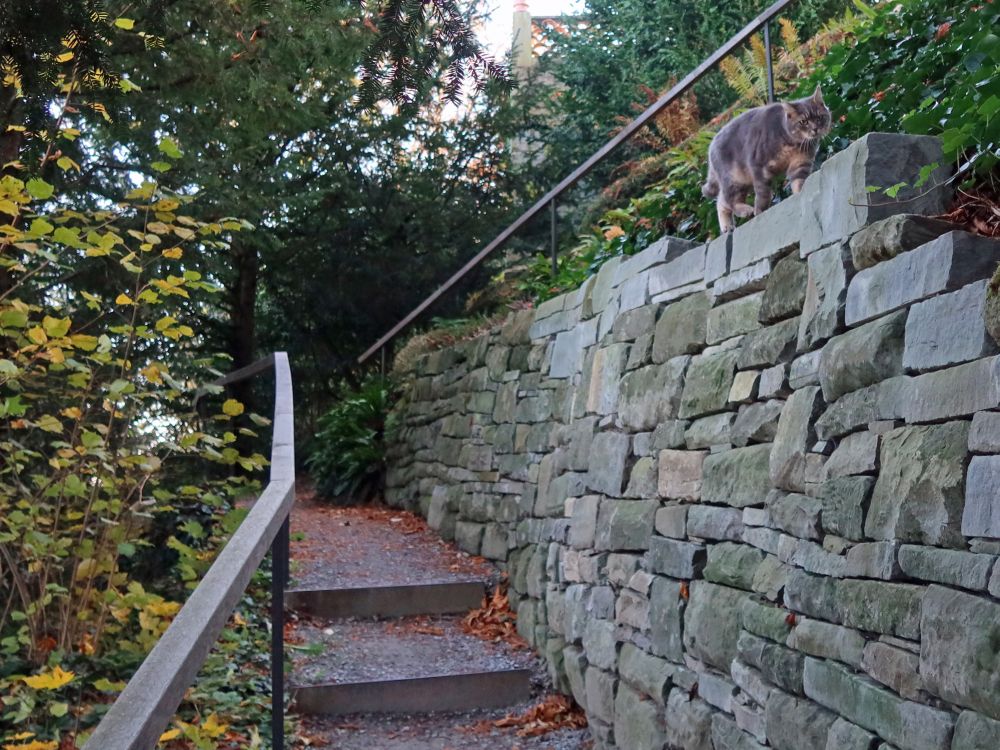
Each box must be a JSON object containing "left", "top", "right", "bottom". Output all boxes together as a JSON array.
[{"left": 733, "top": 203, "right": 755, "bottom": 218}]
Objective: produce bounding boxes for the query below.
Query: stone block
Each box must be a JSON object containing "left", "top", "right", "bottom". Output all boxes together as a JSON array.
[
  {"left": 758, "top": 363, "right": 788, "bottom": 398},
  {"left": 861, "top": 640, "right": 923, "bottom": 701},
  {"left": 902, "top": 355, "right": 1000, "bottom": 423},
  {"left": 683, "top": 581, "right": 746, "bottom": 671},
  {"left": 625, "top": 456, "right": 659, "bottom": 498},
  {"left": 752, "top": 553, "right": 792, "bottom": 601},
  {"left": 846, "top": 231, "right": 1000, "bottom": 325},
  {"left": 679, "top": 350, "right": 739, "bottom": 418},
  {"left": 766, "top": 691, "right": 837, "bottom": 750},
  {"left": 731, "top": 400, "right": 783, "bottom": 447},
  {"left": 454, "top": 521, "right": 484, "bottom": 554},
  {"left": 707, "top": 292, "right": 764, "bottom": 344},
  {"left": 825, "top": 718, "right": 879, "bottom": 750},
  {"left": 655, "top": 504, "right": 688, "bottom": 538},
  {"left": 969, "top": 410, "right": 1000, "bottom": 453},
  {"left": 789, "top": 350, "right": 822, "bottom": 389},
  {"left": 698, "top": 671, "right": 738, "bottom": 712},
  {"left": 767, "top": 489, "right": 822, "bottom": 540},
  {"left": 706, "top": 234, "right": 730, "bottom": 283},
  {"left": 819, "top": 311, "right": 906, "bottom": 402},
  {"left": 963, "top": 455, "right": 1000, "bottom": 538},
  {"left": 585, "top": 666, "right": 616, "bottom": 723},
  {"left": 837, "top": 579, "right": 923, "bottom": 639},
  {"left": 586, "top": 344, "right": 629, "bottom": 415},
  {"left": 713, "top": 257, "right": 772, "bottom": 302},
  {"left": 770, "top": 386, "right": 823, "bottom": 492},
  {"left": 953, "top": 710, "right": 1000, "bottom": 750},
  {"left": 595, "top": 499, "right": 657, "bottom": 552},
  {"left": 737, "top": 317, "right": 800, "bottom": 369},
  {"left": 686, "top": 413, "right": 735, "bottom": 448},
  {"left": 658, "top": 449, "right": 706, "bottom": 500},
  {"left": 648, "top": 244, "right": 707, "bottom": 297},
  {"left": 711, "top": 715, "right": 768, "bottom": 750},
  {"left": 740, "top": 596, "right": 794, "bottom": 643},
  {"left": 619, "top": 270, "right": 651, "bottom": 313},
  {"left": 703, "top": 444, "right": 773, "bottom": 507},
  {"left": 804, "top": 658, "right": 954, "bottom": 750},
  {"left": 787, "top": 617, "right": 865, "bottom": 667},
  {"left": 704, "top": 542, "right": 766, "bottom": 591},
  {"left": 898, "top": 545, "right": 993, "bottom": 590},
  {"left": 850, "top": 213, "right": 959, "bottom": 271},
  {"left": 654, "top": 419, "right": 689, "bottom": 450},
  {"left": 614, "top": 236, "right": 697, "bottom": 286},
  {"left": 845, "top": 541, "right": 900, "bottom": 580},
  {"left": 729, "top": 370, "right": 759, "bottom": 404},
  {"left": 732, "top": 659, "right": 774, "bottom": 706},
  {"left": 686, "top": 505, "right": 744, "bottom": 541},
  {"left": 649, "top": 576, "right": 684, "bottom": 661},
  {"left": 866, "top": 421, "right": 968, "bottom": 547},
  {"left": 760, "top": 252, "right": 808, "bottom": 324},
  {"left": 665, "top": 689, "right": 714, "bottom": 750},
  {"left": 645, "top": 537, "right": 705, "bottom": 579},
  {"left": 614, "top": 683, "right": 667, "bottom": 750},
  {"left": 820, "top": 475, "right": 874, "bottom": 540},
  {"left": 920, "top": 585, "right": 1000, "bottom": 717},
  {"left": 653, "top": 291, "right": 711, "bottom": 363},
  {"left": 823, "top": 431, "right": 878, "bottom": 479},
  {"left": 618, "top": 356, "right": 689, "bottom": 431},
  {"left": 563, "top": 645, "right": 588, "bottom": 708},
  {"left": 619, "top": 643, "right": 672, "bottom": 704},
  {"left": 738, "top": 630, "right": 805, "bottom": 695},
  {"left": 734, "top": 703, "right": 767, "bottom": 744},
  {"left": 586, "top": 431, "right": 631, "bottom": 496},
  {"left": 798, "top": 241, "right": 853, "bottom": 352},
  {"left": 796, "top": 133, "right": 951, "bottom": 257},
  {"left": 582, "top": 618, "right": 618, "bottom": 671},
  {"left": 616, "top": 588, "right": 651, "bottom": 631},
  {"left": 904, "top": 280, "right": 997, "bottom": 371}
]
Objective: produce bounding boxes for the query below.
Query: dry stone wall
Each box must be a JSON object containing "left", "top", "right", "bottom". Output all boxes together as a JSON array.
[{"left": 384, "top": 133, "right": 1000, "bottom": 750}]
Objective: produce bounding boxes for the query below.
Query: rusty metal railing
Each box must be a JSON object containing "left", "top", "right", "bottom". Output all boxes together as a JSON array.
[{"left": 357, "top": 0, "right": 796, "bottom": 365}]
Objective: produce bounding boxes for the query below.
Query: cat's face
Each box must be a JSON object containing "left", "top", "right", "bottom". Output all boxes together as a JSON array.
[{"left": 782, "top": 86, "right": 832, "bottom": 143}]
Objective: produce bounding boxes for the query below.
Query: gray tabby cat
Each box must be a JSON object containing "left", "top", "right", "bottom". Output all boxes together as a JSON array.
[{"left": 703, "top": 86, "right": 831, "bottom": 232}]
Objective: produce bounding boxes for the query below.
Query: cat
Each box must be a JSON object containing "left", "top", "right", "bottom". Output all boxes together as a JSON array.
[{"left": 702, "top": 85, "right": 831, "bottom": 233}]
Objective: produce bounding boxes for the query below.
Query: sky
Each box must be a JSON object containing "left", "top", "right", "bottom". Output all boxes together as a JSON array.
[{"left": 479, "top": 0, "right": 585, "bottom": 57}]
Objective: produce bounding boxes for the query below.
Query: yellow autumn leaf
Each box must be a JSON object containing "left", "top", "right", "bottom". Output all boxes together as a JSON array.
[
  {"left": 162, "top": 246, "right": 183, "bottom": 259},
  {"left": 603, "top": 225, "right": 626, "bottom": 240},
  {"left": 115, "top": 293, "right": 133, "bottom": 305},
  {"left": 55, "top": 51, "right": 74, "bottom": 63},
  {"left": 60, "top": 407, "right": 82, "bottom": 419},
  {"left": 26, "top": 326, "right": 47, "bottom": 345},
  {"left": 158, "top": 728, "right": 181, "bottom": 743},
  {"left": 201, "top": 713, "right": 228, "bottom": 738},
  {"left": 222, "top": 399, "right": 244, "bottom": 416},
  {"left": 142, "top": 363, "right": 163, "bottom": 384},
  {"left": 146, "top": 600, "right": 181, "bottom": 618},
  {"left": 3, "top": 740, "right": 59, "bottom": 750},
  {"left": 21, "top": 665, "right": 75, "bottom": 690}
]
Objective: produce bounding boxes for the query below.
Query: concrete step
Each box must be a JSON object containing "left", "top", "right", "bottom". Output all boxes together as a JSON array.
[
  {"left": 292, "top": 668, "right": 533, "bottom": 715},
  {"left": 285, "top": 581, "right": 485, "bottom": 619}
]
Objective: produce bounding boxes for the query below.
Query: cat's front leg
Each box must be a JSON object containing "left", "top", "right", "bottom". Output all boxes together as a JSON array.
[
  {"left": 752, "top": 171, "right": 772, "bottom": 215},
  {"left": 716, "top": 201, "right": 735, "bottom": 233}
]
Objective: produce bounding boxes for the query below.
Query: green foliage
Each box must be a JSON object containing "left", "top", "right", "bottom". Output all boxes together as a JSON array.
[
  {"left": 307, "top": 377, "right": 395, "bottom": 503},
  {"left": 799, "top": 0, "right": 1000, "bottom": 178}
]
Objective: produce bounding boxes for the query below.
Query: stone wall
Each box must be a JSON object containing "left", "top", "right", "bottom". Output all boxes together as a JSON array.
[{"left": 384, "top": 133, "right": 1000, "bottom": 750}]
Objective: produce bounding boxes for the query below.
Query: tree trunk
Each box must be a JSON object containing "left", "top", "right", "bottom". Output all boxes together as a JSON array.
[{"left": 229, "top": 240, "right": 259, "bottom": 413}]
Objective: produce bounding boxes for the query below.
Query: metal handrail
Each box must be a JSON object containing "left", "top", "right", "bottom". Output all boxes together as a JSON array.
[
  {"left": 84, "top": 353, "right": 295, "bottom": 750},
  {"left": 357, "top": 0, "right": 798, "bottom": 365}
]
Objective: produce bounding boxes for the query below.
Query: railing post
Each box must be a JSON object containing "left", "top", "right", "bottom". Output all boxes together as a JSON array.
[
  {"left": 549, "top": 199, "right": 558, "bottom": 276},
  {"left": 763, "top": 21, "right": 776, "bottom": 103},
  {"left": 271, "top": 515, "right": 289, "bottom": 748}
]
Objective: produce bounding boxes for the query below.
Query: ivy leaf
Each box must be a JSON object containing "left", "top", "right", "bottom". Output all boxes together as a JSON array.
[{"left": 49, "top": 701, "right": 69, "bottom": 717}]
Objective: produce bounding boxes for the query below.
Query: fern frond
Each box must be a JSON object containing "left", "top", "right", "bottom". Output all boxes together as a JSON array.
[
  {"left": 750, "top": 34, "right": 767, "bottom": 69},
  {"left": 778, "top": 18, "right": 800, "bottom": 50}
]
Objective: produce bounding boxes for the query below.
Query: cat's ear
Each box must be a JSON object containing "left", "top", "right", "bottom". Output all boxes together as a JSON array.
[
  {"left": 811, "top": 85, "right": 824, "bottom": 104},
  {"left": 781, "top": 102, "right": 799, "bottom": 121}
]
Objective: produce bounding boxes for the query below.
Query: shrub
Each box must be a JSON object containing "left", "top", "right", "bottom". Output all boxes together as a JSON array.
[{"left": 307, "top": 377, "right": 395, "bottom": 503}]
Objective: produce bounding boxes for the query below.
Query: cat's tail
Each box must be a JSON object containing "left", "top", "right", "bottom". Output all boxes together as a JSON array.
[{"left": 702, "top": 167, "right": 720, "bottom": 198}]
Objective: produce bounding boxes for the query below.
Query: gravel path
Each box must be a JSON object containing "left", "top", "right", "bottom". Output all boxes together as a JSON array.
[
  {"left": 288, "top": 486, "right": 591, "bottom": 750},
  {"left": 289, "top": 489, "right": 495, "bottom": 590},
  {"left": 291, "top": 614, "right": 534, "bottom": 685}
]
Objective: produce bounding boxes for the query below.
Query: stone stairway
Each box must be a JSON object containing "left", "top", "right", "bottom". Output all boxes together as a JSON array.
[{"left": 287, "top": 580, "right": 533, "bottom": 716}]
